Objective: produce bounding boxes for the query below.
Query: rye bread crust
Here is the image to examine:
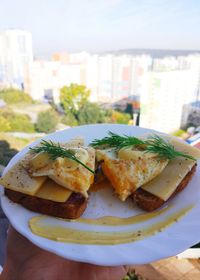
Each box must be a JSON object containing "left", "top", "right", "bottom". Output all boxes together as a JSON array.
[
  {"left": 133, "top": 164, "right": 197, "bottom": 211},
  {"left": 5, "top": 189, "right": 88, "bottom": 219}
]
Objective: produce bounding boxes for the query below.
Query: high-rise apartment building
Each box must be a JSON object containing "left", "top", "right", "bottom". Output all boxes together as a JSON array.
[
  {"left": 0, "top": 29, "right": 33, "bottom": 90},
  {"left": 153, "top": 56, "right": 179, "bottom": 71},
  {"left": 90, "top": 54, "right": 151, "bottom": 103},
  {"left": 130, "top": 55, "right": 152, "bottom": 97},
  {"left": 140, "top": 69, "right": 198, "bottom": 133},
  {"left": 29, "top": 60, "right": 84, "bottom": 102},
  {"left": 96, "top": 55, "right": 113, "bottom": 102}
]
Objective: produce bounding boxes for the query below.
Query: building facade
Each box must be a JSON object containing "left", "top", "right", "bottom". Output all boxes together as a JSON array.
[
  {"left": 0, "top": 29, "right": 33, "bottom": 90},
  {"left": 140, "top": 69, "right": 198, "bottom": 133}
]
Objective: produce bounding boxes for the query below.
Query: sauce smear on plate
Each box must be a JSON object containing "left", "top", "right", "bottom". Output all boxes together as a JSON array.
[{"left": 29, "top": 205, "right": 193, "bottom": 245}]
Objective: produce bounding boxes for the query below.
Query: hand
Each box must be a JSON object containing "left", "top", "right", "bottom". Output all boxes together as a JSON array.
[{"left": 0, "top": 227, "right": 128, "bottom": 280}]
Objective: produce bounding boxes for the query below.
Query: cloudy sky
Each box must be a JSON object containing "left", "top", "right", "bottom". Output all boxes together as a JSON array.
[{"left": 1, "top": 0, "right": 200, "bottom": 56}]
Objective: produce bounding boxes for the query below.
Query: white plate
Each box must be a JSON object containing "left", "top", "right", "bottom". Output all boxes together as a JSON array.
[{"left": 1, "top": 124, "right": 200, "bottom": 266}]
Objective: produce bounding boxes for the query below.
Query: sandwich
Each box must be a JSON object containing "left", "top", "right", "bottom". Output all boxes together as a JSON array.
[
  {"left": 133, "top": 137, "right": 199, "bottom": 211},
  {"left": 1, "top": 132, "right": 199, "bottom": 217},
  {"left": 91, "top": 132, "right": 200, "bottom": 211},
  {"left": 0, "top": 138, "right": 95, "bottom": 219}
]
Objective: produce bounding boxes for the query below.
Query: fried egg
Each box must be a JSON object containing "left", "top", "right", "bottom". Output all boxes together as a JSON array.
[
  {"left": 98, "top": 148, "right": 168, "bottom": 201},
  {"left": 22, "top": 139, "right": 95, "bottom": 198}
]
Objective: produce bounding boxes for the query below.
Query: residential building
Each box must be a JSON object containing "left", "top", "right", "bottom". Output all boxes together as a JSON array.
[
  {"left": 96, "top": 55, "right": 113, "bottom": 102},
  {"left": 130, "top": 55, "right": 152, "bottom": 98},
  {"left": 140, "top": 69, "right": 198, "bottom": 133},
  {"left": 153, "top": 56, "right": 179, "bottom": 71},
  {"left": 0, "top": 29, "right": 33, "bottom": 89},
  {"left": 84, "top": 54, "right": 99, "bottom": 102},
  {"left": 29, "top": 60, "right": 84, "bottom": 102}
]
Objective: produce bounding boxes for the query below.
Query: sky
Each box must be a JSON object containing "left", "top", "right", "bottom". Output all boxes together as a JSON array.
[{"left": 1, "top": 0, "right": 200, "bottom": 56}]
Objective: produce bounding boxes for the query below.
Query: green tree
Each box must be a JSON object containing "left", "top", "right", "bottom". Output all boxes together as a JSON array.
[
  {"left": 0, "top": 88, "right": 33, "bottom": 104},
  {"left": 0, "top": 109, "right": 34, "bottom": 132},
  {"left": 61, "top": 112, "right": 78, "bottom": 127},
  {"left": 9, "top": 114, "right": 34, "bottom": 132},
  {"left": 60, "top": 84, "right": 90, "bottom": 115},
  {"left": 111, "top": 110, "right": 131, "bottom": 124},
  {"left": 35, "top": 110, "right": 59, "bottom": 133},
  {"left": 77, "top": 102, "right": 109, "bottom": 125},
  {"left": 0, "top": 116, "right": 11, "bottom": 132}
]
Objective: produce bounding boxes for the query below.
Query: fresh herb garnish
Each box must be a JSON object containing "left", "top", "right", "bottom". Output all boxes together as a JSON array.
[
  {"left": 145, "top": 134, "right": 195, "bottom": 160},
  {"left": 90, "top": 132, "right": 196, "bottom": 161},
  {"left": 30, "top": 140, "right": 95, "bottom": 174},
  {"left": 91, "top": 131, "right": 144, "bottom": 149}
]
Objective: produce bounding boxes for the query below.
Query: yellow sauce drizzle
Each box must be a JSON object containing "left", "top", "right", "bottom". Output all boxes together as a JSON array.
[
  {"left": 29, "top": 205, "right": 193, "bottom": 245},
  {"left": 73, "top": 205, "right": 170, "bottom": 226}
]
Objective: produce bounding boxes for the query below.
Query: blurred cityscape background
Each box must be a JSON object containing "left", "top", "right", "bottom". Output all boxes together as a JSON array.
[{"left": 1, "top": 29, "right": 200, "bottom": 134}]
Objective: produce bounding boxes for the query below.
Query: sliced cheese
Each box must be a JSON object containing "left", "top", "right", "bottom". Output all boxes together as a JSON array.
[
  {"left": 141, "top": 138, "right": 200, "bottom": 201},
  {"left": 35, "top": 179, "right": 72, "bottom": 202},
  {"left": 0, "top": 162, "right": 46, "bottom": 195}
]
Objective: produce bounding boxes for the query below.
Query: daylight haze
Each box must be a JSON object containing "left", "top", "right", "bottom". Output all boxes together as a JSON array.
[{"left": 1, "top": 0, "right": 200, "bottom": 56}]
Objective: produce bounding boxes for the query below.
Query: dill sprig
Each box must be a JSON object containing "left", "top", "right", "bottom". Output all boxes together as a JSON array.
[
  {"left": 90, "top": 132, "right": 196, "bottom": 161},
  {"left": 30, "top": 140, "right": 94, "bottom": 174},
  {"left": 91, "top": 131, "right": 144, "bottom": 149},
  {"left": 145, "top": 135, "right": 195, "bottom": 160}
]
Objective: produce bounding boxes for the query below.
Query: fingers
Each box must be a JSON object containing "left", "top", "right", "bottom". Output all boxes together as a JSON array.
[{"left": 5, "top": 226, "right": 130, "bottom": 280}]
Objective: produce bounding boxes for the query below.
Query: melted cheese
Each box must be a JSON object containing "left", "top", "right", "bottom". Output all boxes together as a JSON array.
[
  {"left": 141, "top": 138, "right": 200, "bottom": 201},
  {"left": 35, "top": 179, "right": 72, "bottom": 202},
  {"left": 0, "top": 162, "right": 46, "bottom": 195}
]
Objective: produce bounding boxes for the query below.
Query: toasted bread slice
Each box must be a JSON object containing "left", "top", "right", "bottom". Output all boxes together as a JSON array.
[
  {"left": 5, "top": 189, "right": 87, "bottom": 219},
  {"left": 133, "top": 164, "right": 196, "bottom": 211}
]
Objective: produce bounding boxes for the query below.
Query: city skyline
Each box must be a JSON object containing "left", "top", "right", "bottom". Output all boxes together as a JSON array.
[
  {"left": 1, "top": 0, "right": 200, "bottom": 57},
  {"left": 0, "top": 28, "right": 200, "bottom": 134}
]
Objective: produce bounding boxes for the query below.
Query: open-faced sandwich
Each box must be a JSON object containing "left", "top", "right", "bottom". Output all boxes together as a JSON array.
[
  {"left": 0, "top": 138, "right": 95, "bottom": 219},
  {"left": 91, "top": 132, "right": 200, "bottom": 211},
  {"left": 1, "top": 131, "right": 200, "bottom": 218}
]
